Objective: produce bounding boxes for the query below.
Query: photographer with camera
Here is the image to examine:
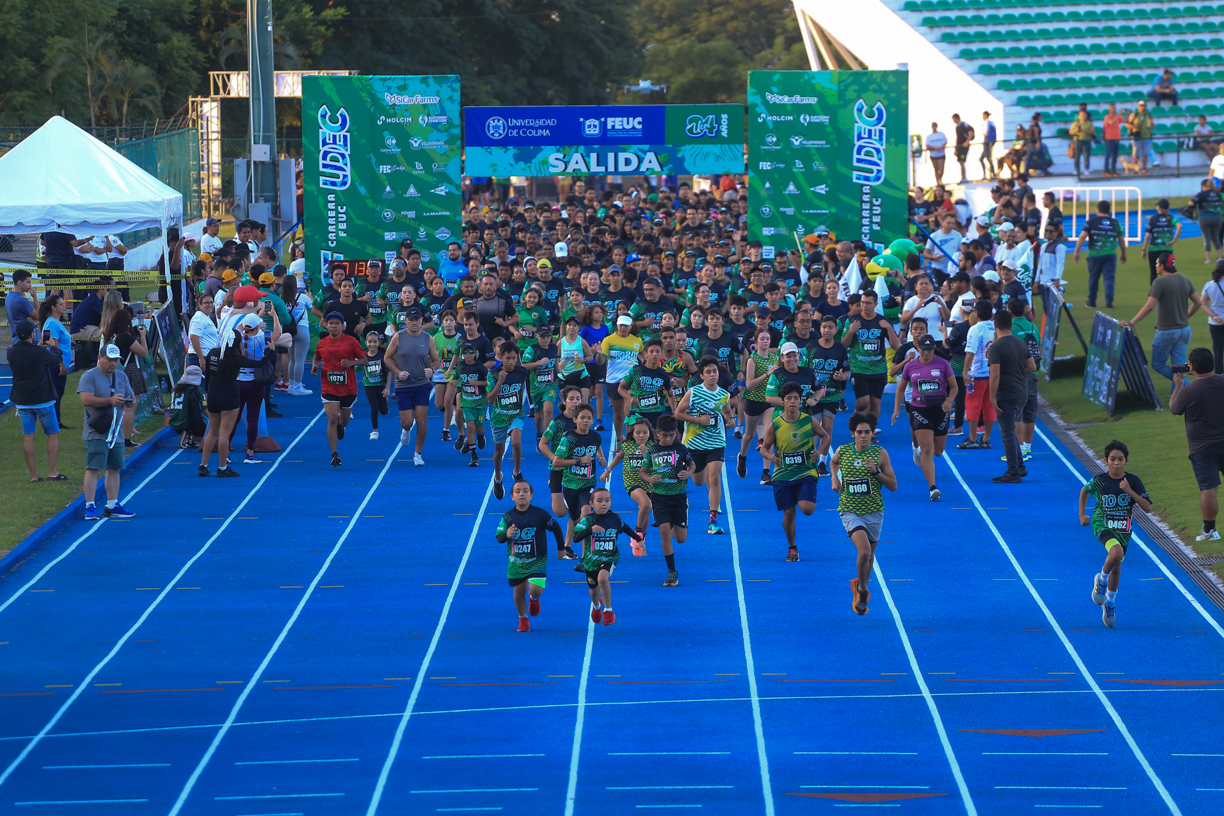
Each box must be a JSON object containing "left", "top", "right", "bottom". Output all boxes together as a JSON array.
[
  {"left": 1121, "top": 252, "right": 1201, "bottom": 397},
  {"left": 1171, "top": 347, "right": 1224, "bottom": 542}
]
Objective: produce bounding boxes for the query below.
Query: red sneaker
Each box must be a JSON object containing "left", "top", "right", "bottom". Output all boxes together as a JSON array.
[
  {"left": 590, "top": 603, "right": 603, "bottom": 623},
  {"left": 517, "top": 616, "right": 530, "bottom": 632},
  {"left": 602, "top": 609, "right": 616, "bottom": 626},
  {"left": 851, "top": 578, "right": 869, "bottom": 616},
  {"left": 529, "top": 596, "right": 541, "bottom": 616}
]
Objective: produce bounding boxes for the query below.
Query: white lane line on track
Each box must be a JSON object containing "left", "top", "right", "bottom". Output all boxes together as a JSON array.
[
  {"left": 0, "top": 449, "right": 182, "bottom": 614},
  {"left": 365, "top": 473, "right": 495, "bottom": 815},
  {"left": 0, "top": 413, "right": 323, "bottom": 791},
  {"left": 1034, "top": 426, "right": 1224, "bottom": 642},
  {"left": 943, "top": 453, "right": 1183, "bottom": 816},
  {"left": 872, "top": 558, "right": 978, "bottom": 816},
  {"left": 168, "top": 436, "right": 402, "bottom": 815},
  {"left": 722, "top": 464, "right": 776, "bottom": 816}
]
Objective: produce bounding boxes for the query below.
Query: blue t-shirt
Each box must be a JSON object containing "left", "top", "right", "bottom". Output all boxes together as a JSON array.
[
  {"left": 5, "top": 292, "right": 34, "bottom": 338},
  {"left": 437, "top": 258, "right": 467, "bottom": 286},
  {"left": 43, "top": 316, "right": 72, "bottom": 367}
]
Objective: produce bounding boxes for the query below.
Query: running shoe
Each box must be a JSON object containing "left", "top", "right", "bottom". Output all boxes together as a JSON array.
[
  {"left": 1092, "top": 573, "right": 1108, "bottom": 606},
  {"left": 493, "top": 478, "right": 505, "bottom": 500},
  {"left": 1018, "top": 466, "right": 1028, "bottom": 478},
  {"left": 288, "top": 385, "right": 313, "bottom": 396},
  {"left": 441, "top": 429, "right": 451, "bottom": 441},
  {"left": 275, "top": 382, "right": 289, "bottom": 391},
  {"left": 956, "top": 438, "right": 980, "bottom": 450},
  {"left": 1196, "top": 529, "right": 1222, "bottom": 541},
  {"left": 243, "top": 452, "right": 262, "bottom": 465},
  {"left": 336, "top": 423, "right": 345, "bottom": 440},
  {"left": 912, "top": 446, "right": 921, "bottom": 468},
  {"left": 948, "top": 425, "right": 964, "bottom": 436},
  {"left": 602, "top": 609, "right": 616, "bottom": 626},
  {"left": 517, "top": 616, "right": 530, "bottom": 632},
  {"left": 755, "top": 438, "right": 762, "bottom": 451},
  {"left": 759, "top": 470, "right": 772, "bottom": 486},
  {"left": 560, "top": 547, "right": 579, "bottom": 560},
  {"left": 591, "top": 602, "right": 603, "bottom": 624},
  {"left": 454, "top": 434, "right": 466, "bottom": 451},
  {"left": 978, "top": 439, "right": 991, "bottom": 449},
  {"left": 84, "top": 503, "right": 100, "bottom": 521},
  {"left": 400, "top": 429, "right": 411, "bottom": 446},
  {"left": 529, "top": 596, "right": 541, "bottom": 616},
  {"left": 198, "top": 465, "right": 210, "bottom": 477},
  {"left": 1102, "top": 601, "right": 1116, "bottom": 628},
  {"left": 786, "top": 547, "right": 800, "bottom": 562},
  {"left": 851, "top": 578, "right": 869, "bottom": 615},
  {"left": 103, "top": 503, "right": 135, "bottom": 519},
  {"left": 631, "top": 535, "right": 646, "bottom": 557},
  {"left": 369, "top": 430, "right": 380, "bottom": 441},
  {"left": 331, "top": 452, "right": 342, "bottom": 468},
  {"left": 707, "top": 522, "right": 725, "bottom": 535},
  {"left": 217, "top": 466, "right": 240, "bottom": 478},
  {"left": 477, "top": 432, "right": 486, "bottom": 450},
  {"left": 413, "top": 452, "right": 425, "bottom": 467},
  {"left": 266, "top": 408, "right": 284, "bottom": 419},
  {"left": 594, "top": 421, "right": 605, "bottom": 431},
  {"left": 663, "top": 570, "right": 679, "bottom": 587},
  {"left": 733, "top": 426, "right": 743, "bottom": 439},
  {"left": 737, "top": 454, "right": 747, "bottom": 478},
  {"left": 468, "top": 454, "right": 479, "bottom": 467},
  {"left": 992, "top": 472, "right": 1022, "bottom": 483},
  {"left": 461, "top": 441, "right": 472, "bottom": 454},
  {"left": 512, "top": 471, "right": 524, "bottom": 482},
  {"left": 929, "top": 486, "right": 941, "bottom": 501},
  {"left": 1022, "top": 446, "right": 1033, "bottom": 461},
  {"left": 817, "top": 461, "right": 830, "bottom": 478}
]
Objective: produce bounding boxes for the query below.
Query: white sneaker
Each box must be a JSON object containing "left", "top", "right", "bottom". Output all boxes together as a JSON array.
[
  {"left": 912, "top": 446, "right": 921, "bottom": 468},
  {"left": 400, "top": 429, "right": 410, "bottom": 446},
  {"left": 413, "top": 453, "right": 425, "bottom": 467},
  {"left": 1196, "top": 529, "right": 1221, "bottom": 541},
  {"left": 288, "top": 385, "right": 312, "bottom": 396},
  {"left": 369, "top": 430, "right": 380, "bottom": 441}
]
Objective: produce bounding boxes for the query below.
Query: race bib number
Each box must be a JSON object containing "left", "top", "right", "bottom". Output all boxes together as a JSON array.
[
  {"left": 782, "top": 451, "right": 808, "bottom": 468},
  {"left": 571, "top": 462, "right": 594, "bottom": 479},
  {"left": 1105, "top": 516, "right": 1130, "bottom": 532},
  {"left": 521, "top": 327, "right": 535, "bottom": 339},
  {"left": 367, "top": 361, "right": 383, "bottom": 379},
  {"left": 860, "top": 336, "right": 881, "bottom": 355},
  {"left": 593, "top": 536, "right": 615, "bottom": 552},
  {"left": 916, "top": 379, "right": 940, "bottom": 395},
  {"left": 845, "top": 477, "right": 870, "bottom": 495},
  {"left": 536, "top": 364, "right": 555, "bottom": 384},
  {"left": 639, "top": 391, "right": 660, "bottom": 410},
  {"left": 326, "top": 370, "right": 347, "bottom": 385}
]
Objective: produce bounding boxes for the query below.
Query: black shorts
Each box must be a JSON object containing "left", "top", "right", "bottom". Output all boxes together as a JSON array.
[
  {"left": 549, "top": 469, "right": 564, "bottom": 493},
  {"left": 585, "top": 562, "right": 614, "bottom": 587},
  {"left": 563, "top": 485, "right": 593, "bottom": 520},
  {"left": 908, "top": 402, "right": 950, "bottom": 436},
  {"left": 1097, "top": 528, "right": 1128, "bottom": 552},
  {"left": 745, "top": 398, "right": 771, "bottom": 417},
  {"left": 1190, "top": 443, "right": 1224, "bottom": 491},
  {"left": 508, "top": 571, "right": 546, "bottom": 587},
  {"left": 562, "top": 371, "right": 592, "bottom": 389},
  {"left": 635, "top": 410, "right": 666, "bottom": 428},
  {"left": 206, "top": 384, "right": 241, "bottom": 413},
  {"left": 586, "top": 360, "right": 607, "bottom": 382},
  {"left": 651, "top": 492, "right": 688, "bottom": 528},
  {"left": 690, "top": 447, "right": 725, "bottom": 471},
  {"left": 1022, "top": 375, "right": 1039, "bottom": 424},
  {"left": 322, "top": 392, "right": 358, "bottom": 408},
  {"left": 608, "top": 383, "right": 624, "bottom": 402},
  {"left": 851, "top": 373, "right": 887, "bottom": 401}
]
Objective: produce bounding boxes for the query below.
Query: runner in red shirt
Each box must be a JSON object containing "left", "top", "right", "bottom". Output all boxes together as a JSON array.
[{"left": 311, "top": 312, "right": 365, "bottom": 467}]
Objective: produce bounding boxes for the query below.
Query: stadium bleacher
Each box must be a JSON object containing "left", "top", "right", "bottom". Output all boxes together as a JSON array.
[{"left": 889, "top": 0, "right": 1223, "bottom": 163}]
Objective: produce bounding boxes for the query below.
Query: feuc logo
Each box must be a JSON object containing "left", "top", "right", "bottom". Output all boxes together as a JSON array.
[
  {"left": 485, "top": 116, "right": 508, "bottom": 140},
  {"left": 581, "top": 118, "right": 603, "bottom": 138}
]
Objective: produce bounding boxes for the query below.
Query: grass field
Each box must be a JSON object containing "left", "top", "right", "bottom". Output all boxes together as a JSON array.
[
  {"left": 0, "top": 371, "right": 164, "bottom": 558},
  {"left": 1040, "top": 232, "right": 1224, "bottom": 575}
]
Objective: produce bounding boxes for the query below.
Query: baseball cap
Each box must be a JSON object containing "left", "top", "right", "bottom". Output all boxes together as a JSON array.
[
  {"left": 554, "top": 241, "right": 569, "bottom": 258},
  {"left": 399, "top": 238, "right": 414, "bottom": 248},
  {"left": 780, "top": 341, "right": 800, "bottom": 356},
  {"left": 402, "top": 305, "right": 424, "bottom": 320},
  {"left": 205, "top": 217, "right": 221, "bottom": 227},
  {"left": 537, "top": 259, "right": 552, "bottom": 270},
  {"left": 258, "top": 272, "right": 275, "bottom": 284},
  {"left": 975, "top": 214, "right": 992, "bottom": 227},
  {"left": 626, "top": 253, "right": 641, "bottom": 263},
  {"left": 182, "top": 232, "right": 198, "bottom": 243},
  {"left": 916, "top": 334, "right": 937, "bottom": 351},
  {"left": 616, "top": 315, "right": 634, "bottom": 327},
  {"left": 999, "top": 221, "right": 1016, "bottom": 232},
  {"left": 983, "top": 270, "right": 1001, "bottom": 282},
  {"left": 233, "top": 285, "right": 262, "bottom": 304},
  {"left": 802, "top": 233, "right": 820, "bottom": 245},
  {"left": 461, "top": 344, "right": 477, "bottom": 354},
  {"left": 239, "top": 313, "right": 265, "bottom": 330},
  {"left": 221, "top": 269, "right": 238, "bottom": 282},
  {"left": 1157, "top": 251, "right": 1176, "bottom": 270},
  {"left": 607, "top": 264, "right": 623, "bottom": 274},
  {"left": 814, "top": 226, "right": 831, "bottom": 237},
  {"left": 103, "top": 343, "right": 122, "bottom": 359},
  {"left": 1000, "top": 258, "right": 1017, "bottom": 270},
  {"left": 323, "top": 311, "right": 344, "bottom": 323}
]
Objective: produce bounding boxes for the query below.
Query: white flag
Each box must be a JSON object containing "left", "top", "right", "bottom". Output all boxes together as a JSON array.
[
  {"left": 1015, "top": 242, "right": 1034, "bottom": 287},
  {"left": 874, "top": 267, "right": 892, "bottom": 303},
  {"left": 840, "top": 257, "right": 862, "bottom": 300}
]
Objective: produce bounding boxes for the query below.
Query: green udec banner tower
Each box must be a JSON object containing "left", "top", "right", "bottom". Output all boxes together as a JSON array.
[
  {"left": 303, "top": 75, "right": 461, "bottom": 285},
  {"left": 747, "top": 70, "right": 908, "bottom": 259}
]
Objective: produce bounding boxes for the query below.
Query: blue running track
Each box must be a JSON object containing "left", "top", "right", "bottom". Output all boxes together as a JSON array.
[{"left": 2, "top": 377, "right": 1223, "bottom": 815}]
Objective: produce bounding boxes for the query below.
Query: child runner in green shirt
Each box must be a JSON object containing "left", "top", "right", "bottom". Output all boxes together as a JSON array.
[
  {"left": 496, "top": 478, "right": 565, "bottom": 632},
  {"left": 573, "top": 486, "right": 643, "bottom": 627},
  {"left": 1079, "top": 440, "right": 1152, "bottom": 628}
]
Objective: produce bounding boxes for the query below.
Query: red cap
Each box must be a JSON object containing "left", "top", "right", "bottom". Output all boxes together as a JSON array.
[{"left": 232, "top": 285, "right": 263, "bottom": 304}]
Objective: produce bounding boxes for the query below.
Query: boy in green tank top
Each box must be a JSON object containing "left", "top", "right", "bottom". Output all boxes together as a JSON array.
[
  {"left": 762, "top": 382, "right": 830, "bottom": 563},
  {"left": 831, "top": 411, "right": 898, "bottom": 615}
]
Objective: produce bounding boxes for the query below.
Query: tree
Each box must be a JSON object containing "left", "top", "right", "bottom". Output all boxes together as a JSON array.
[
  {"left": 44, "top": 26, "right": 117, "bottom": 128},
  {"left": 104, "top": 62, "right": 162, "bottom": 127}
]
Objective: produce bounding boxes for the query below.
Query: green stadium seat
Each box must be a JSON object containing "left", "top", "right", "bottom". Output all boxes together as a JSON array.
[{"left": 905, "top": 1, "right": 922, "bottom": 10}]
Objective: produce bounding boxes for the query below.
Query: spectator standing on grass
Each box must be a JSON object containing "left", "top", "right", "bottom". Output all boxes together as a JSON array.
[
  {"left": 1141, "top": 199, "right": 1182, "bottom": 284},
  {"left": 1073, "top": 199, "right": 1127, "bottom": 309},
  {"left": 1102, "top": 103, "right": 1124, "bottom": 178},
  {"left": 1191, "top": 178, "right": 1224, "bottom": 265},
  {"left": 980, "top": 111, "right": 997, "bottom": 180},
  {"left": 6, "top": 269, "right": 37, "bottom": 338},
  {"left": 1121, "top": 252, "right": 1200, "bottom": 397},
  {"left": 1069, "top": 110, "right": 1095, "bottom": 177},
  {"left": 10, "top": 320, "right": 64, "bottom": 483},
  {"left": 78, "top": 343, "right": 136, "bottom": 521},
  {"left": 1170, "top": 347, "right": 1224, "bottom": 542},
  {"left": 1128, "top": 102, "right": 1155, "bottom": 175},
  {"left": 38, "top": 295, "right": 70, "bottom": 423},
  {"left": 1200, "top": 261, "right": 1224, "bottom": 374},
  {"left": 1149, "top": 69, "right": 1178, "bottom": 107},
  {"left": 952, "top": 113, "right": 973, "bottom": 184},
  {"left": 926, "top": 123, "right": 948, "bottom": 187}
]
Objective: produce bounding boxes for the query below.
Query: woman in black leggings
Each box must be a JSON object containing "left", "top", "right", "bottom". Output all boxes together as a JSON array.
[
  {"left": 234, "top": 309, "right": 283, "bottom": 465},
  {"left": 200, "top": 328, "right": 243, "bottom": 477}
]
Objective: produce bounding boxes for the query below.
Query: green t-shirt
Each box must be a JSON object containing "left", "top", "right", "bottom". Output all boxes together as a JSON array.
[
  {"left": 1011, "top": 317, "right": 1041, "bottom": 375},
  {"left": 543, "top": 415, "right": 575, "bottom": 472},
  {"left": 1085, "top": 214, "right": 1125, "bottom": 258},
  {"left": 457, "top": 362, "right": 488, "bottom": 409},
  {"left": 574, "top": 510, "right": 635, "bottom": 570},
  {"left": 358, "top": 281, "right": 388, "bottom": 321},
  {"left": 554, "top": 429, "right": 602, "bottom": 490},
  {"left": 1146, "top": 212, "right": 1178, "bottom": 252},
  {"left": 486, "top": 367, "right": 530, "bottom": 426},
  {"left": 618, "top": 438, "right": 651, "bottom": 494},
  {"left": 643, "top": 442, "right": 691, "bottom": 496},
  {"left": 743, "top": 350, "right": 779, "bottom": 401},
  {"left": 361, "top": 350, "right": 386, "bottom": 388},
  {"left": 1085, "top": 472, "right": 1149, "bottom": 546},
  {"left": 846, "top": 315, "right": 892, "bottom": 375},
  {"left": 771, "top": 411, "right": 818, "bottom": 482},
  {"left": 627, "top": 363, "right": 669, "bottom": 415},
  {"left": 516, "top": 306, "right": 549, "bottom": 351},
  {"left": 521, "top": 342, "right": 559, "bottom": 394}
]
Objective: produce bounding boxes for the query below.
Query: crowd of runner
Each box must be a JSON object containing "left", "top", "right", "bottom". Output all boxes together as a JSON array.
[{"left": 179, "top": 180, "right": 1151, "bottom": 632}]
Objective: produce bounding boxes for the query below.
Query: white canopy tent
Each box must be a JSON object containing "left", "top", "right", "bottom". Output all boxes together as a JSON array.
[{"left": 0, "top": 116, "right": 183, "bottom": 294}]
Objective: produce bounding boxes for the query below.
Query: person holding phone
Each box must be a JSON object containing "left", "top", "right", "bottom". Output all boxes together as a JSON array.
[{"left": 101, "top": 306, "right": 147, "bottom": 448}]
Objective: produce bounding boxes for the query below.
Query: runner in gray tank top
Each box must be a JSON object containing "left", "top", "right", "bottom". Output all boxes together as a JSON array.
[{"left": 384, "top": 306, "right": 439, "bottom": 465}]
